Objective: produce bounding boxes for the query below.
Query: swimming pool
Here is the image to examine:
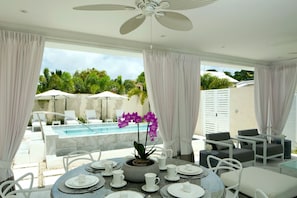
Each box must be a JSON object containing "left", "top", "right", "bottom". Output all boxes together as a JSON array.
[
  {"left": 44, "top": 123, "right": 162, "bottom": 157},
  {"left": 53, "top": 123, "right": 148, "bottom": 137}
]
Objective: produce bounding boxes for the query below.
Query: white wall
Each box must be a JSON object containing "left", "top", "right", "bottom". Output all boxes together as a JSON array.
[
  {"left": 195, "top": 86, "right": 258, "bottom": 137},
  {"left": 32, "top": 94, "right": 149, "bottom": 123}
]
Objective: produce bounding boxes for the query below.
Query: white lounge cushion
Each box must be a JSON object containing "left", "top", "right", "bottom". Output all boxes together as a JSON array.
[
  {"left": 221, "top": 166, "right": 297, "bottom": 198},
  {"left": 65, "top": 120, "right": 79, "bottom": 125},
  {"left": 88, "top": 119, "right": 102, "bottom": 124}
]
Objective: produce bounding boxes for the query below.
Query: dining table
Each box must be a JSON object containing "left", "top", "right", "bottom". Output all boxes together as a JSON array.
[{"left": 50, "top": 157, "right": 225, "bottom": 198}]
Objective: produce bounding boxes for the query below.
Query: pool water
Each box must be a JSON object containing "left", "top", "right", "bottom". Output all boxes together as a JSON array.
[{"left": 53, "top": 123, "right": 148, "bottom": 137}]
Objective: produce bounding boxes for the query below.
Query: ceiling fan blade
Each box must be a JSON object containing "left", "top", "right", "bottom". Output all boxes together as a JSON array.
[
  {"left": 165, "top": 0, "right": 217, "bottom": 10},
  {"left": 73, "top": 4, "right": 135, "bottom": 11},
  {"left": 155, "top": 12, "right": 193, "bottom": 31},
  {"left": 120, "top": 14, "right": 146, "bottom": 35}
]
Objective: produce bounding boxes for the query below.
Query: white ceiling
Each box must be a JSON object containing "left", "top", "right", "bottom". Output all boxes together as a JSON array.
[{"left": 0, "top": 0, "right": 297, "bottom": 67}]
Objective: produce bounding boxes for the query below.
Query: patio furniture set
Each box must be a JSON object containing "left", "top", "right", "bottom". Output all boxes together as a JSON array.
[{"left": 199, "top": 129, "right": 297, "bottom": 197}]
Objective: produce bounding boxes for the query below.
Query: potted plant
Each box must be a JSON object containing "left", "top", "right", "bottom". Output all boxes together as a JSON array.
[{"left": 118, "top": 111, "right": 160, "bottom": 182}]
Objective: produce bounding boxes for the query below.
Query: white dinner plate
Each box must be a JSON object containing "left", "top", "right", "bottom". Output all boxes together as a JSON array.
[
  {"left": 91, "top": 160, "right": 117, "bottom": 169},
  {"left": 177, "top": 164, "right": 203, "bottom": 176},
  {"left": 65, "top": 175, "right": 99, "bottom": 189},
  {"left": 167, "top": 183, "right": 205, "bottom": 198},
  {"left": 105, "top": 190, "right": 144, "bottom": 198}
]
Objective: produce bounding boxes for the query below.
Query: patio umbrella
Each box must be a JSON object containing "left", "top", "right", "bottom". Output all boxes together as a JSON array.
[
  {"left": 35, "top": 89, "right": 75, "bottom": 119},
  {"left": 88, "top": 91, "right": 127, "bottom": 120}
]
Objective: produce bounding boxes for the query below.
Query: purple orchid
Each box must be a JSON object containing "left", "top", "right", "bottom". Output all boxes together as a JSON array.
[{"left": 117, "top": 111, "right": 158, "bottom": 160}]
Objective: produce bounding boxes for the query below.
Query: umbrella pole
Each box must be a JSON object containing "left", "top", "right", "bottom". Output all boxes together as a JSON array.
[
  {"left": 106, "top": 97, "right": 108, "bottom": 120},
  {"left": 53, "top": 96, "right": 56, "bottom": 121},
  {"left": 101, "top": 99, "right": 103, "bottom": 120}
]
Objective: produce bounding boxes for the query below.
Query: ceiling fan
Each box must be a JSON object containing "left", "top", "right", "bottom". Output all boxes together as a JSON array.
[{"left": 73, "top": 0, "right": 217, "bottom": 35}]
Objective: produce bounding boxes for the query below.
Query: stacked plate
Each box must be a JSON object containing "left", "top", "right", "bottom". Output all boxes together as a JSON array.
[
  {"left": 176, "top": 164, "right": 203, "bottom": 176},
  {"left": 65, "top": 175, "right": 99, "bottom": 189},
  {"left": 90, "top": 160, "right": 117, "bottom": 169},
  {"left": 167, "top": 183, "right": 205, "bottom": 198}
]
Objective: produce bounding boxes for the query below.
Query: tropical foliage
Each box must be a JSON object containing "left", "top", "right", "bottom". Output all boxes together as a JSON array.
[
  {"left": 37, "top": 67, "right": 252, "bottom": 104},
  {"left": 37, "top": 68, "right": 136, "bottom": 94}
]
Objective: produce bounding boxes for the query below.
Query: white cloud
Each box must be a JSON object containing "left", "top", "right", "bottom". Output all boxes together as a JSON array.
[{"left": 41, "top": 48, "right": 144, "bottom": 80}]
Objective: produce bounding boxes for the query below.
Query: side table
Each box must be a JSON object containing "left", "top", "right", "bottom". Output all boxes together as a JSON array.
[
  {"left": 273, "top": 139, "right": 291, "bottom": 159},
  {"left": 199, "top": 150, "right": 220, "bottom": 168},
  {"left": 52, "top": 120, "right": 61, "bottom": 125}
]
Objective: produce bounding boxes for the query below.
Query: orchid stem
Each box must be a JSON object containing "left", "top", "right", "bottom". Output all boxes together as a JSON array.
[
  {"left": 145, "top": 123, "right": 149, "bottom": 148},
  {"left": 137, "top": 123, "right": 140, "bottom": 143}
]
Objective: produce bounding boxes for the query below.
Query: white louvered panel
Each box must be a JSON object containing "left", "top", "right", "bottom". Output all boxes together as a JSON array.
[
  {"left": 216, "top": 89, "right": 230, "bottom": 132},
  {"left": 202, "top": 89, "right": 230, "bottom": 134},
  {"left": 203, "top": 90, "right": 217, "bottom": 134}
]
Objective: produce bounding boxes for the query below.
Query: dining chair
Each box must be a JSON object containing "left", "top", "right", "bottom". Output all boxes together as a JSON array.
[
  {"left": 0, "top": 172, "right": 34, "bottom": 198},
  {"left": 63, "top": 150, "right": 101, "bottom": 172},
  {"left": 255, "top": 188, "right": 269, "bottom": 198},
  {"left": 207, "top": 155, "right": 243, "bottom": 198}
]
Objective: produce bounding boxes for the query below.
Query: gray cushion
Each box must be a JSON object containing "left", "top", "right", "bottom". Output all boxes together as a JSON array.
[
  {"left": 219, "top": 148, "right": 255, "bottom": 162},
  {"left": 206, "top": 132, "right": 231, "bottom": 150},
  {"left": 216, "top": 139, "right": 234, "bottom": 150},
  {"left": 256, "top": 143, "right": 283, "bottom": 156},
  {"left": 238, "top": 129, "right": 259, "bottom": 136}
]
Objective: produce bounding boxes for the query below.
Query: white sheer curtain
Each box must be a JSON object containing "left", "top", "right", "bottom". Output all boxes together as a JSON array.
[
  {"left": 270, "top": 60, "right": 297, "bottom": 135},
  {"left": 254, "top": 67, "right": 271, "bottom": 134},
  {"left": 0, "top": 30, "right": 44, "bottom": 181},
  {"left": 254, "top": 59, "right": 297, "bottom": 135},
  {"left": 143, "top": 49, "right": 200, "bottom": 160}
]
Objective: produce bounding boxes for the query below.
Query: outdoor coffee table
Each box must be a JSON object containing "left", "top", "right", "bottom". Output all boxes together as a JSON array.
[{"left": 279, "top": 159, "right": 297, "bottom": 174}]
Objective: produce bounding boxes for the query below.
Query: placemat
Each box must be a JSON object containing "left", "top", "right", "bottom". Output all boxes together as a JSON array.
[{"left": 58, "top": 175, "right": 105, "bottom": 194}]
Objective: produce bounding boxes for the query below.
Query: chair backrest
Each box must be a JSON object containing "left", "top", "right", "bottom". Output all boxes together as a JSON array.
[
  {"left": 64, "top": 110, "right": 77, "bottom": 120},
  {"left": 206, "top": 132, "right": 234, "bottom": 150},
  {"left": 32, "top": 112, "right": 47, "bottom": 122},
  {"left": 238, "top": 129, "right": 262, "bottom": 146},
  {"left": 0, "top": 172, "right": 34, "bottom": 198},
  {"left": 85, "top": 109, "right": 98, "bottom": 120},
  {"left": 63, "top": 150, "right": 99, "bottom": 172},
  {"left": 255, "top": 188, "right": 269, "bottom": 198},
  {"left": 238, "top": 129, "right": 259, "bottom": 136},
  {"left": 207, "top": 155, "right": 243, "bottom": 198}
]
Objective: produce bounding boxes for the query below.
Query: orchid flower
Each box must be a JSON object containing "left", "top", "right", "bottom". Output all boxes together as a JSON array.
[{"left": 117, "top": 111, "right": 158, "bottom": 160}]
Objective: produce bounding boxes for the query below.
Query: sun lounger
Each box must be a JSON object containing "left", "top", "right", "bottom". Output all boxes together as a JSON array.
[
  {"left": 31, "top": 112, "right": 47, "bottom": 132},
  {"left": 64, "top": 110, "right": 79, "bottom": 125},
  {"left": 85, "top": 109, "right": 102, "bottom": 124}
]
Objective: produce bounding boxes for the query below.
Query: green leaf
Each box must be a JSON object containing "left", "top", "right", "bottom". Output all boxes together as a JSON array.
[{"left": 134, "top": 141, "right": 146, "bottom": 159}]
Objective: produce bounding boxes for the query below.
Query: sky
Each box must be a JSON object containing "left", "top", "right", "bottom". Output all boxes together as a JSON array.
[
  {"left": 41, "top": 47, "right": 242, "bottom": 81},
  {"left": 41, "top": 47, "right": 144, "bottom": 81}
]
